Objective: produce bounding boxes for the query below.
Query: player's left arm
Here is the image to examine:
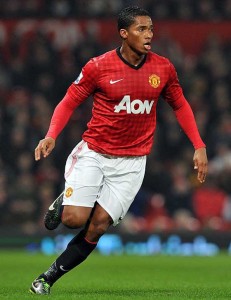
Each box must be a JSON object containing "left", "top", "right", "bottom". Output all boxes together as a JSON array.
[
  {"left": 171, "top": 96, "right": 208, "bottom": 183},
  {"left": 172, "top": 95, "right": 208, "bottom": 183},
  {"left": 163, "top": 61, "right": 208, "bottom": 183}
]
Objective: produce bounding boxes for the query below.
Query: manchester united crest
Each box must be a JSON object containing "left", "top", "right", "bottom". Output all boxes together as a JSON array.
[
  {"left": 149, "top": 74, "right": 160, "bottom": 88},
  {"left": 65, "top": 187, "right": 73, "bottom": 197}
]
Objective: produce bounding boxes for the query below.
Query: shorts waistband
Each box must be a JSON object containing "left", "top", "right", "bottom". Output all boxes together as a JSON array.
[
  {"left": 100, "top": 154, "right": 140, "bottom": 159},
  {"left": 101, "top": 154, "right": 121, "bottom": 159}
]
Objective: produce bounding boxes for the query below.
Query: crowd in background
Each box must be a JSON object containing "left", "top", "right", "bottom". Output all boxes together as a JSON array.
[
  {"left": 0, "top": 0, "right": 231, "bottom": 20},
  {"left": 0, "top": 2, "right": 231, "bottom": 235}
]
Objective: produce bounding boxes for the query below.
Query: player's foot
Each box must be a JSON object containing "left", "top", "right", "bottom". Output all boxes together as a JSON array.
[
  {"left": 29, "top": 277, "right": 51, "bottom": 295},
  {"left": 44, "top": 191, "right": 64, "bottom": 230}
]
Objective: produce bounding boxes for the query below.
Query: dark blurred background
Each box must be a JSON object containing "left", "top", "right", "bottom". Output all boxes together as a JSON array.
[{"left": 0, "top": 0, "right": 231, "bottom": 240}]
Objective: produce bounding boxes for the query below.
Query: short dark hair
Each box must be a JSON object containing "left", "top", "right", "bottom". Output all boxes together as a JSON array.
[{"left": 117, "top": 6, "right": 150, "bottom": 31}]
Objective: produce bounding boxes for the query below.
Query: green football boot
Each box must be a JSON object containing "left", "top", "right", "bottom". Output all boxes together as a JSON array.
[{"left": 29, "top": 277, "right": 51, "bottom": 295}]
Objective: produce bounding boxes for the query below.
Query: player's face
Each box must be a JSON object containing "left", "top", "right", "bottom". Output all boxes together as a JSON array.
[{"left": 122, "top": 16, "right": 153, "bottom": 55}]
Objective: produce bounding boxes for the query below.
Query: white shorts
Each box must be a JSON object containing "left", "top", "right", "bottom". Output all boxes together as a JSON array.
[{"left": 63, "top": 140, "right": 146, "bottom": 225}]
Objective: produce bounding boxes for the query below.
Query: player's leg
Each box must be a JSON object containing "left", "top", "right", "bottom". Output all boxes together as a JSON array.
[
  {"left": 30, "top": 142, "right": 105, "bottom": 294},
  {"left": 30, "top": 209, "right": 94, "bottom": 295},
  {"left": 44, "top": 141, "right": 103, "bottom": 231},
  {"left": 85, "top": 203, "right": 113, "bottom": 242},
  {"left": 30, "top": 204, "right": 112, "bottom": 295},
  {"left": 61, "top": 205, "right": 93, "bottom": 228},
  {"left": 44, "top": 195, "right": 94, "bottom": 230},
  {"left": 48, "top": 154, "right": 147, "bottom": 288}
]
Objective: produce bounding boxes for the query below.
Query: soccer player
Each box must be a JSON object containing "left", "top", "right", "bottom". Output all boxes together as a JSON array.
[{"left": 30, "top": 6, "right": 208, "bottom": 295}]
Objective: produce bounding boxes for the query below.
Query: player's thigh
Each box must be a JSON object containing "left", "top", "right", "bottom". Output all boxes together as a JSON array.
[
  {"left": 63, "top": 142, "right": 104, "bottom": 208},
  {"left": 97, "top": 155, "right": 146, "bottom": 225}
]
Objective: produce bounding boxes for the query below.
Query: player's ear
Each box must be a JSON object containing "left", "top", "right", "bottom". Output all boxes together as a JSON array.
[{"left": 119, "top": 29, "right": 128, "bottom": 39}]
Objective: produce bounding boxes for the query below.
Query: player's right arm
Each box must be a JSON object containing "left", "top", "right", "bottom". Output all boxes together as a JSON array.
[{"left": 34, "top": 59, "right": 98, "bottom": 161}]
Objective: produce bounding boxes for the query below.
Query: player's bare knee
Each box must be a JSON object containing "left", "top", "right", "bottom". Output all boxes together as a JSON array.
[
  {"left": 62, "top": 206, "right": 91, "bottom": 228},
  {"left": 92, "top": 222, "right": 108, "bottom": 237},
  {"left": 86, "top": 226, "right": 105, "bottom": 242},
  {"left": 86, "top": 217, "right": 112, "bottom": 241},
  {"left": 61, "top": 211, "right": 85, "bottom": 228}
]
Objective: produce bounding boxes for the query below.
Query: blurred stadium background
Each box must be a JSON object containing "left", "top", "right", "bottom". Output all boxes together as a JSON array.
[{"left": 0, "top": 0, "right": 231, "bottom": 255}]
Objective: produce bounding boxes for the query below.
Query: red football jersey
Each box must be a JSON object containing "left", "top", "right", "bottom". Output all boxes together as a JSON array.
[
  {"left": 70, "top": 48, "right": 183, "bottom": 156},
  {"left": 46, "top": 48, "right": 205, "bottom": 155}
]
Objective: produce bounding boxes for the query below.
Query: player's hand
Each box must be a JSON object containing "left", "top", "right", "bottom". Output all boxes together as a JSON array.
[
  {"left": 193, "top": 147, "right": 208, "bottom": 183},
  {"left": 35, "top": 137, "right": 55, "bottom": 161}
]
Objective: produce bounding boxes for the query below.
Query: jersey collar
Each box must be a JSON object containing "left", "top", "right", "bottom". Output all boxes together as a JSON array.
[{"left": 116, "top": 47, "right": 147, "bottom": 70}]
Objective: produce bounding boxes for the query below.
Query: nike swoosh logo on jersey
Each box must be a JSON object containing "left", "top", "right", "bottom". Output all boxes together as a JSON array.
[{"left": 110, "top": 79, "right": 124, "bottom": 84}]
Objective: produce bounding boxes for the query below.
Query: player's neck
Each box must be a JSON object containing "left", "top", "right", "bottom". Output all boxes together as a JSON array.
[{"left": 119, "top": 45, "right": 146, "bottom": 67}]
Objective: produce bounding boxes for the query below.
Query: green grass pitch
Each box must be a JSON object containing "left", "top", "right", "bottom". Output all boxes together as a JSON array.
[{"left": 0, "top": 251, "right": 231, "bottom": 299}]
